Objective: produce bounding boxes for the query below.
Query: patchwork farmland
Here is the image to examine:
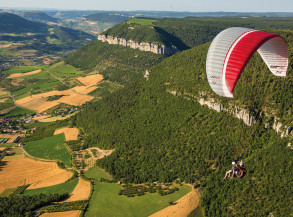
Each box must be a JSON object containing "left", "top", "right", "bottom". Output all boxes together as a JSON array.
[{"left": 1, "top": 63, "right": 104, "bottom": 118}]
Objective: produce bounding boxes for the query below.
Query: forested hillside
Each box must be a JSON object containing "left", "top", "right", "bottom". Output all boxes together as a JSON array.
[
  {"left": 70, "top": 29, "right": 293, "bottom": 216},
  {"left": 102, "top": 17, "right": 293, "bottom": 50}
]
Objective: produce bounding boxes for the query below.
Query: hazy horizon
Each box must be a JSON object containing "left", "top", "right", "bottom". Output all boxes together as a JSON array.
[{"left": 0, "top": 0, "right": 292, "bottom": 12}]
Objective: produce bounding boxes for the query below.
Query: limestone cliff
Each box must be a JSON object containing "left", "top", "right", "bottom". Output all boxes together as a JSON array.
[{"left": 98, "top": 34, "right": 179, "bottom": 55}]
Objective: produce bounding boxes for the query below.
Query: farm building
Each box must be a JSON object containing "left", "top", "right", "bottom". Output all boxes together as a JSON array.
[
  {"left": 13, "top": 136, "right": 21, "bottom": 143},
  {"left": 0, "top": 138, "right": 9, "bottom": 144}
]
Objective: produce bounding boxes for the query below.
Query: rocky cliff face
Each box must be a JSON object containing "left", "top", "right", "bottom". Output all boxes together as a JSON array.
[
  {"left": 168, "top": 90, "right": 292, "bottom": 137},
  {"left": 98, "top": 34, "right": 179, "bottom": 55}
]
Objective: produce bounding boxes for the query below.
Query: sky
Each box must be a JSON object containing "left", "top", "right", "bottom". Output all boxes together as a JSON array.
[{"left": 0, "top": 0, "right": 292, "bottom": 12}]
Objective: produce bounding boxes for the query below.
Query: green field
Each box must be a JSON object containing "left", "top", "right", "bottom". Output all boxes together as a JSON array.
[
  {"left": 48, "top": 62, "right": 84, "bottom": 78},
  {"left": 13, "top": 79, "right": 62, "bottom": 100},
  {"left": 0, "top": 90, "right": 9, "bottom": 98},
  {"left": 0, "top": 143, "right": 14, "bottom": 148},
  {"left": 24, "top": 133, "right": 71, "bottom": 167},
  {"left": 127, "top": 18, "right": 157, "bottom": 26},
  {"left": 85, "top": 183, "right": 191, "bottom": 217},
  {"left": 84, "top": 166, "right": 112, "bottom": 180},
  {"left": 89, "top": 81, "right": 122, "bottom": 98},
  {"left": 188, "top": 205, "right": 204, "bottom": 217},
  {"left": 4, "top": 106, "right": 35, "bottom": 118},
  {"left": 24, "top": 177, "right": 78, "bottom": 196},
  {"left": 0, "top": 187, "right": 17, "bottom": 197},
  {"left": 17, "top": 70, "right": 51, "bottom": 79}
]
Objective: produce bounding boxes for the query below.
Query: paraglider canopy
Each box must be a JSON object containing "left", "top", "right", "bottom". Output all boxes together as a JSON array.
[{"left": 206, "top": 27, "right": 288, "bottom": 98}]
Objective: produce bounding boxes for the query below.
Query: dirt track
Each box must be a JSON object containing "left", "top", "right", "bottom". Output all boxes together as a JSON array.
[{"left": 40, "top": 210, "right": 81, "bottom": 217}]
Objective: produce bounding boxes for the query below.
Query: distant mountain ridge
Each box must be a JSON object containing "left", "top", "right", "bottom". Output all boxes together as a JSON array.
[
  {"left": 0, "top": 12, "right": 94, "bottom": 40},
  {"left": 84, "top": 13, "right": 132, "bottom": 23},
  {"left": 0, "top": 12, "right": 48, "bottom": 33},
  {"left": 0, "top": 12, "right": 95, "bottom": 66},
  {"left": 20, "top": 11, "right": 59, "bottom": 23}
]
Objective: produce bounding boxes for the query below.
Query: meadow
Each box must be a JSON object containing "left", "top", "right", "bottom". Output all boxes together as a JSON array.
[
  {"left": 127, "top": 18, "right": 157, "bottom": 26},
  {"left": 84, "top": 166, "right": 112, "bottom": 180},
  {"left": 85, "top": 183, "right": 191, "bottom": 217},
  {"left": 24, "top": 178, "right": 78, "bottom": 196},
  {"left": 24, "top": 133, "right": 71, "bottom": 167},
  {"left": 48, "top": 62, "right": 85, "bottom": 79}
]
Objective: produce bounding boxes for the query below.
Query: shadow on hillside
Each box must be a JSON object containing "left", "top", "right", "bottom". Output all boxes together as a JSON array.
[{"left": 154, "top": 27, "right": 190, "bottom": 51}]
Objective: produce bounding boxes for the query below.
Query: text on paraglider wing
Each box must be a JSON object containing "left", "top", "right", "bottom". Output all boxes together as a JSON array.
[{"left": 210, "top": 75, "right": 221, "bottom": 79}]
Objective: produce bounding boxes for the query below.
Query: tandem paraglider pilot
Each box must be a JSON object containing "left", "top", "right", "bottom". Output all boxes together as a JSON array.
[{"left": 223, "top": 161, "right": 246, "bottom": 179}]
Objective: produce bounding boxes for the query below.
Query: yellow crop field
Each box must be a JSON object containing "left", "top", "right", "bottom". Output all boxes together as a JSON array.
[
  {"left": 35, "top": 101, "right": 60, "bottom": 113},
  {"left": 0, "top": 157, "right": 72, "bottom": 193},
  {"left": 72, "top": 85, "right": 98, "bottom": 94},
  {"left": 64, "top": 178, "right": 91, "bottom": 202},
  {"left": 54, "top": 127, "right": 79, "bottom": 141},
  {"left": 7, "top": 69, "right": 42, "bottom": 78},
  {"left": 149, "top": 187, "right": 199, "bottom": 217},
  {"left": 58, "top": 93, "right": 94, "bottom": 106},
  {"left": 16, "top": 89, "right": 93, "bottom": 112},
  {"left": 76, "top": 74, "right": 103, "bottom": 86},
  {"left": 0, "top": 44, "right": 11, "bottom": 48}
]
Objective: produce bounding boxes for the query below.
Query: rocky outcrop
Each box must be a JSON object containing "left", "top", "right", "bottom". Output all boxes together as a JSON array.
[
  {"left": 197, "top": 98, "right": 256, "bottom": 126},
  {"left": 98, "top": 34, "right": 179, "bottom": 55}
]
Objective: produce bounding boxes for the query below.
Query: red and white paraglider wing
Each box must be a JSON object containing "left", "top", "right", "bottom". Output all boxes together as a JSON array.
[
  {"left": 206, "top": 27, "right": 288, "bottom": 98},
  {"left": 258, "top": 36, "right": 288, "bottom": 77},
  {"left": 206, "top": 27, "right": 250, "bottom": 98}
]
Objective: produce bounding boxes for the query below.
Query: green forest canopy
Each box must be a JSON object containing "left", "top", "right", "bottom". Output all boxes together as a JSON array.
[{"left": 70, "top": 29, "right": 293, "bottom": 216}]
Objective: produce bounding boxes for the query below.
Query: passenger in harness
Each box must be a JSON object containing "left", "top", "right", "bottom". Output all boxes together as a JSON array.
[{"left": 223, "top": 161, "right": 239, "bottom": 179}]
